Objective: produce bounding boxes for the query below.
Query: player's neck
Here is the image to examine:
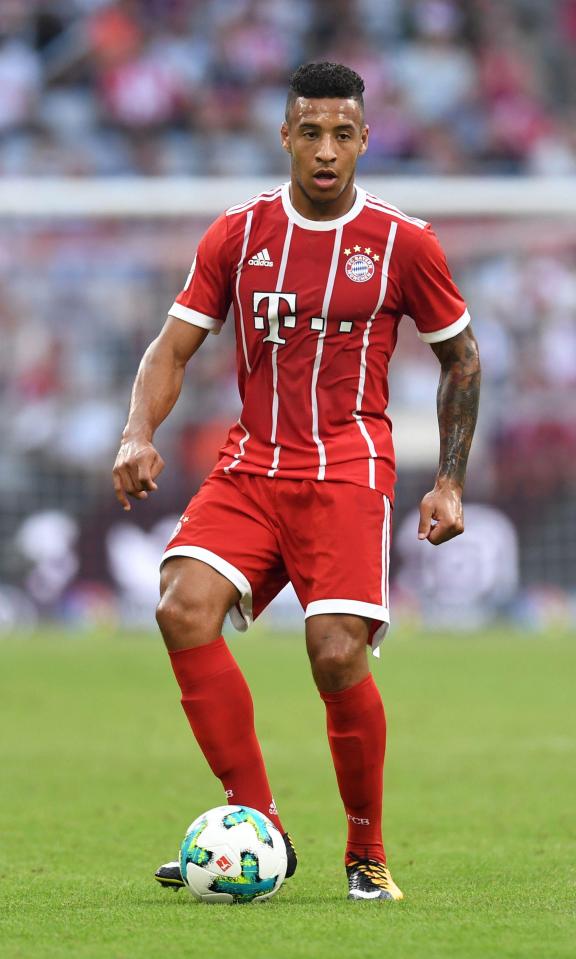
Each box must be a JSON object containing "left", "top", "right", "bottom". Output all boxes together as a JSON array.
[{"left": 289, "top": 177, "right": 357, "bottom": 222}]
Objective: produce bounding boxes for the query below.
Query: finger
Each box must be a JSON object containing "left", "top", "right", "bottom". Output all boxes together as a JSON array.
[
  {"left": 112, "top": 472, "right": 131, "bottom": 512},
  {"left": 124, "top": 460, "right": 145, "bottom": 494},
  {"left": 418, "top": 501, "right": 434, "bottom": 540},
  {"left": 137, "top": 454, "right": 164, "bottom": 492},
  {"left": 142, "top": 452, "right": 166, "bottom": 492},
  {"left": 151, "top": 454, "right": 165, "bottom": 479},
  {"left": 427, "top": 522, "right": 447, "bottom": 545},
  {"left": 123, "top": 468, "right": 151, "bottom": 499},
  {"left": 136, "top": 472, "right": 158, "bottom": 492},
  {"left": 428, "top": 520, "right": 464, "bottom": 546},
  {"left": 136, "top": 459, "right": 157, "bottom": 491},
  {"left": 116, "top": 463, "right": 144, "bottom": 501}
]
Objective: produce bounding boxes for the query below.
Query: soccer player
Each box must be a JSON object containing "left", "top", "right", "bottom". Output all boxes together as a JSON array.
[{"left": 112, "top": 62, "right": 481, "bottom": 901}]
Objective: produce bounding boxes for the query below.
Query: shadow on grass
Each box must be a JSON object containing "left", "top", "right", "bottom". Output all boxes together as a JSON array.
[{"left": 138, "top": 891, "right": 394, "bottom": 909}]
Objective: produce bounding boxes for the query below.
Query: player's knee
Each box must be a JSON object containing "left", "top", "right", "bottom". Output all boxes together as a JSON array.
[
  {"left": 308, "top": 630, "right": 364, "bottom": 689},
  {"left": 155, "top": 592, "right": 193, "bottom": 640},
  {"left": 156, "top": 591, "right": 220, "bottom": 649}
]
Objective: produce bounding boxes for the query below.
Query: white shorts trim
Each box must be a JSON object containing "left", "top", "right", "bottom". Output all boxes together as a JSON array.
[
  {"left": 168, "top": 302, "right": 224, "bottom": 334},
  {"left": 304, "top": 599, "right": 390, "bottom": 656},
  {"left": 417, "top": 308, "right": 470, "bottom": 344},
  {"left": 160, "top": 546, "right": 252, "bottom": 632}
]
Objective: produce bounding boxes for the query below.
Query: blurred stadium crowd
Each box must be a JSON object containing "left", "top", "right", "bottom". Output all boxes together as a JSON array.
[
  {"left": 1, "top": 0, "right": 576, "bottom": 632},
  {"left": 1, "top": 0, "right": 576, "bottom": 177}
]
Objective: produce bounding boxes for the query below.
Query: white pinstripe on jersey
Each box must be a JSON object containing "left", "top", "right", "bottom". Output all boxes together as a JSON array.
[
  {"left": 226, "top": 187, "right": 282, "bottom": 217},
  {"left": 223, "top": 210, "right": 255, "bottom": 473},
  {"left": 310, "top": 227, "right": 343, "bottom": 480},
  {"left": 267, "top": 220, "right": 294, "bottom": 477},
  {"left": 381, "top": 495, "right": 391, "bottom": 607},
  {"left": 235, "top": 210, "right": 254, "bottom": 374},
  {"left": 365, "top": 194, "right": 428, "bottom": 230},
  {"left": 224, "top": 418, "right": 250, "bottom": 473},
  {"left": 353, "top": 221, "right": 398, "bottom": 488}
]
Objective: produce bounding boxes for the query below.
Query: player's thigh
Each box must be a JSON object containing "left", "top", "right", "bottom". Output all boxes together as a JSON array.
[
  {"left": 157, "top": 556, "right": 240, "bottom": 650},
  {"left": 279, "top": 480, "right": 392, "bottom": 651},
  {"left": 159, "top": 472, "right": 286, "bottom": 648}
]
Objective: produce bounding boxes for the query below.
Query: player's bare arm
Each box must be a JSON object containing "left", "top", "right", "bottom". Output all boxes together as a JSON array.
[
  {"left": 112, "top": 318, "right": 208, "bottom": 510},
  {"left": 418, "top": 324, "right": 481, "bottom": 545}
]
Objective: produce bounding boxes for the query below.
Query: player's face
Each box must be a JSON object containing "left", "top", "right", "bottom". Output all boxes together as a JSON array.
[{"left": 281, "top": 98, "right": 369, "bottom": 217}]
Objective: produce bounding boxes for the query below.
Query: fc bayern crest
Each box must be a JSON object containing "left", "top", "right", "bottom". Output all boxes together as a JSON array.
[{"left": 345, "top": 254, "right": 375, "bottom": 283}]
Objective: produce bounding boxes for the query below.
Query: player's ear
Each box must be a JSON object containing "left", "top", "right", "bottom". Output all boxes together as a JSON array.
[
  {"left": 359, "top": 124, "right": 369, "bottom": 157},
  {"left": 280, "top": 121, "right": 292, "bottom": 154}
]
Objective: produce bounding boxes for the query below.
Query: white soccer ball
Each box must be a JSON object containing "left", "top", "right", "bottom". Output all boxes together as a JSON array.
[{"left": 179, "top": 805, "right": 287, "bottom": 904}]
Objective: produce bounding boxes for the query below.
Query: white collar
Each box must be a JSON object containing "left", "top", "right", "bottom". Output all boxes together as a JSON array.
[{"left": 281, "top": 181, "right": 366, "bottom": 231}]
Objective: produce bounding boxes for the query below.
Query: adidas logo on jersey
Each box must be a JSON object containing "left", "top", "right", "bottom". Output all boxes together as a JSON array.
[{"left": 248, "top": 248, "right": 274, "bottom": 267}]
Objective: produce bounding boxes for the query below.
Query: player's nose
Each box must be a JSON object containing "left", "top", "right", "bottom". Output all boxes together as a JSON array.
[{"left": 315, "top": 135, "right": 337, "bottom": 162}]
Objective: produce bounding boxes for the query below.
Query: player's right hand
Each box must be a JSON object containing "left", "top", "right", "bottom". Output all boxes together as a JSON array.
[{"left": 112, "top": 438, "right": 165, "bottom": 511}]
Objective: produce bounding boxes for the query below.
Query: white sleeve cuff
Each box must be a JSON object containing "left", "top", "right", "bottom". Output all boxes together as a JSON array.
[
  {"left": 168, "top": 302, "right": 224, "bottom": 334},
  {"left": 417, "top": 308, "right": 471, "bottom": 344}
]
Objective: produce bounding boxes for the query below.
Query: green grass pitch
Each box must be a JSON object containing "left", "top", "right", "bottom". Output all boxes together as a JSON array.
[{"left": 1, "top": 626, "right": 574, "bottom": 958}]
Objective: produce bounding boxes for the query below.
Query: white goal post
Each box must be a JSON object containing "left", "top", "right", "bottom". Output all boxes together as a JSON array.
[{"left": 1, "top": 176, "right": 575, "bottom": 218}]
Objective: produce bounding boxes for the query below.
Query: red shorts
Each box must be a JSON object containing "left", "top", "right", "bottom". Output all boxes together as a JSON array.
[{"left": 162, "top": 471, "right": 391, "bottom": 651}]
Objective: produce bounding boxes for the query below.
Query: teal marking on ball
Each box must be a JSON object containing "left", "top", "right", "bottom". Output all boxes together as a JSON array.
[
  {"left": 222, "top": 807, "right": 273, "bottom": 846},
  {"left": 180, "top": 817, "right": 212, "bottom": 872},
  {"left": 210, "top": 851, "right": 277, "bottom": 902}
]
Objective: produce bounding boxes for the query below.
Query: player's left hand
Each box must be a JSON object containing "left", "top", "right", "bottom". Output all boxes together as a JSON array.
[{"left": 417, "top": 483, "right": 464, "bottom": 545}]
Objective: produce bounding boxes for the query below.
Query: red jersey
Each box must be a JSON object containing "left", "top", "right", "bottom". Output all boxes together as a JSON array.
[{"left": 169, "top": 183, "right": 469, "bottom": 502}]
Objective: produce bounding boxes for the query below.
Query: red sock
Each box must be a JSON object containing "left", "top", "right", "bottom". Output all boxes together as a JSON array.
[
  {"left": 320, "top": 674, "right": 386, "bottom": 865},
  {"left": 169, "top": 636, "right": 284, "bottom": 833}
]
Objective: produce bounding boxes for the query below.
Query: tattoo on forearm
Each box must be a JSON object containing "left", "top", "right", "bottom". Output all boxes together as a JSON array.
[{"left": 431, "top": 327, "right": 481, "bottom": 487}]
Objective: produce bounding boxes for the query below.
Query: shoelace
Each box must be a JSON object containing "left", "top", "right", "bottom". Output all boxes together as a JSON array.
[{"left": 348, "top": 859, "right": 393, "bottom": 890}]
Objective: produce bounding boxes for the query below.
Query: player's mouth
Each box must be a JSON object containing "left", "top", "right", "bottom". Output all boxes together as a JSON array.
[{"left": 312, "top": 169, "right": 338, "bottom": 190}]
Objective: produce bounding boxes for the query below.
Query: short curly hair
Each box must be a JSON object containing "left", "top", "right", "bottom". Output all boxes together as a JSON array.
[{"left": 285, "top": 62, "right": 365, "bottom": 120}]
